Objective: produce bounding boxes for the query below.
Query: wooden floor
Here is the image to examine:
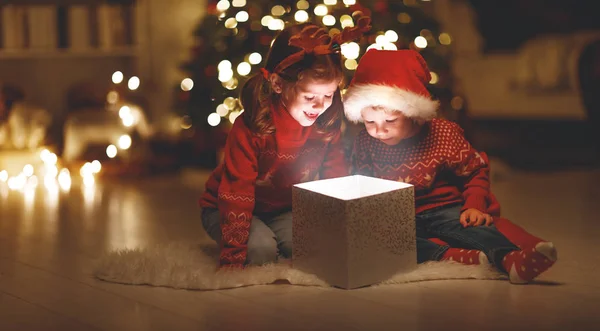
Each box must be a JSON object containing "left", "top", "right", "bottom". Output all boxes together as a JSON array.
[{"left": 1, "top": 166, "right": 599, "bottom": 331}]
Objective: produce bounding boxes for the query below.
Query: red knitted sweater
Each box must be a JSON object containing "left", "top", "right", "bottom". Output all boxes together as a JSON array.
[
  {"left": 199, "top": 105, "right": 348, "bottom": 267},
  {"left": 352, "top": 119, "right": 489, "bottom": 215}
]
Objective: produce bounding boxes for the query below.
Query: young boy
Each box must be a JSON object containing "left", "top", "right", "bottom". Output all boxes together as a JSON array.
[{"left": 344, "top": 49, "right": 557, "bottom": 284}]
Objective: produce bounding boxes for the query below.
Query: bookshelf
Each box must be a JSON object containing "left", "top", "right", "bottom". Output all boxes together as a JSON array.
[{"left": 0, "top": 1, "right": 138, "bottom": 59}]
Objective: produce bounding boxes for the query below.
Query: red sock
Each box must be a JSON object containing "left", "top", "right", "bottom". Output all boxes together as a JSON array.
[
  {"left": 441, "top": 248, "right": 488, "bottom": 265},
  {"left": 502, "top": 242, "right": 557, "bottom": 284},
  {"left": 495, "top": 217, "right": 546, "bottom": 249}
]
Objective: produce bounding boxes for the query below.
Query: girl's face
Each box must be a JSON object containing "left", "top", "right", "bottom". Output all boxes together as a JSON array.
[
  {"left": 361, "top": 107, "right": 421, "bottom": 146},
  {"left": 273, "top": 74, "right": 340, "bottom": 127}
]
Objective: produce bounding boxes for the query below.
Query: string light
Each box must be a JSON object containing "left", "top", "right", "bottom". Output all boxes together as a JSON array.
[
  {"left": 128, "top": 76, "right": 140, "bottom": 90},
  {"left": 181, "top": 78, "right": 194, "bottom": 91},
  {"left": 414, "top": 36, "right": 428, "bottom": 48},
  {"left": 112, "top": 71, "right": 124, "bottom": 84}
]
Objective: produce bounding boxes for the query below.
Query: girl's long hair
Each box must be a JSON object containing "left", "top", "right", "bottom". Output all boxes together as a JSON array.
[{"left": 239, "top": 23, "right": 344, "bottom": 142}]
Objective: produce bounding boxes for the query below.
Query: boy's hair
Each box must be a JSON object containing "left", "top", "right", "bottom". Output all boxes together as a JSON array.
[{"left": 239, "top": 23, "right": 345, "bottom": 142}]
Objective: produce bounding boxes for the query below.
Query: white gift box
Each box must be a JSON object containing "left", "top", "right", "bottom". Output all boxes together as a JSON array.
[{"left": 292, "top": 175, "right": 417, "bottom": 289}]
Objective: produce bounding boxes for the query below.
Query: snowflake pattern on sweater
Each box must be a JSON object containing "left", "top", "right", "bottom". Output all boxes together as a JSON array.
[{"left": 352, "top": 119, "right": 490, "bottom": 215}]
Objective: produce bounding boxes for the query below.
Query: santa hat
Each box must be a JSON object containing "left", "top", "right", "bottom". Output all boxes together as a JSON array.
[{"left": 343, "top": 49, "right": 439, "bottom": 123}]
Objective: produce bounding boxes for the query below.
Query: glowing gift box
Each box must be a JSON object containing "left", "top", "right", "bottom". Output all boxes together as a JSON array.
[{"left": 292, "top": 175, "right": 416, "bottom": 289}]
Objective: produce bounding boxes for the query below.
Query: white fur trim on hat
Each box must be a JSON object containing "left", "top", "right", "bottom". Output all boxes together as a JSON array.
[{"left": 343, "top": 84, "right": 439, "bottom": 123}]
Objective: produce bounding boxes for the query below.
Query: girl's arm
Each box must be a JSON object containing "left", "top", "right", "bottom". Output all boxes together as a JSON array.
[
  {"left": 319, "top": 130, "right": 350, "bottom": 179},
  {"left": 217, "top": 119, "right": 259, "bottom": 268},
  {"left": 351, "top": 129, "right": 374, "bottom": 177},
  {"left": 445, "top": 122, "right": 490, "bottom": 213}
]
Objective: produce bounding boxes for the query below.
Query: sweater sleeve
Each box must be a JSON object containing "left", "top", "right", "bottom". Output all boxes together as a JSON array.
[
  {"left": 351, "top": 129, "right": 374, "bottom": 177},
  {"left": 217, "top": 119, "right": 259, "bottom": 268},
  {"left": 445, "top": 122, "right": 490, "bottom": 213},
  {"left": 319, "top": 130, "right": 349, "bottom": 179}
]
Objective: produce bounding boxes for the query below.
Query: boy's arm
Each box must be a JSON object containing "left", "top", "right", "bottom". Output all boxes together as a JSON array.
[
  {"left": 217, "top": 119, "right": 259, "bottom": 268},
  {"left": 320, "top": 130, "right": 350, "bottom": 179},
  {"left": 446, "top": 123, "right": 490, "bottom": 213},
  {"left": 351, "top": 130, "right": 374, "bottom": 176}
]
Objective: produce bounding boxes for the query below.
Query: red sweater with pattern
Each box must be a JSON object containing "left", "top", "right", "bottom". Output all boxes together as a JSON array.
[
  {"left": 352, "top": 119, "right": 489, "bottom": 215},
  {"left": 199, "top": 105, "right": 348, "bottom": 267}
]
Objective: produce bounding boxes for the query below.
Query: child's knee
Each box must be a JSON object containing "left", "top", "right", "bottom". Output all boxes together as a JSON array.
[{"left": 247, "top": 235, "right": 278, "bottom": 265}]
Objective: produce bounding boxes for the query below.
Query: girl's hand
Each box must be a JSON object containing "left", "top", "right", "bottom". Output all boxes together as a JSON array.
[{"left": 460, "top": 208, "right": 493, "bottom": 227}]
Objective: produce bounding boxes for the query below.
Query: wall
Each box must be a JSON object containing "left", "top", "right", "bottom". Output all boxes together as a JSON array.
[{"left": 135, "top": 0, "right": 206, "bottom": 131}]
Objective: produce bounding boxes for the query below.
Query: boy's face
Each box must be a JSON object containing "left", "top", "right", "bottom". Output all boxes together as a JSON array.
[{"left": 361, "top": 107, "right": 418, "bottom": 146}]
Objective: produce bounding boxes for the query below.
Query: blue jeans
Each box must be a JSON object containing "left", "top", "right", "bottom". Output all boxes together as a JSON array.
[
  {"left": 201, "top": 208, "right": 292, "bottom": 266},
  {"left": 416, "top": 204, "right": 519, "bottom": 272}
]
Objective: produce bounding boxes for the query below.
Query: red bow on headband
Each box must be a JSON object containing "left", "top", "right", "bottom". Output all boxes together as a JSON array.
[{"left": 271, "top": 14, "right": 372, "bottom": 74}]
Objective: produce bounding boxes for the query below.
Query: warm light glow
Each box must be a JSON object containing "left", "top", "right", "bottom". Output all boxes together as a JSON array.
[
  {"left": 236, "top": 11, "right": 249, "bottom": 22},
  {"left": 261, "top": 15, "right": 273, "bottom": 27},
  {"left": 218, "top": 68, "right": 234, "bottom": 82},
  {"left": 249, "top": 52, "right": 262, "bottom": 65},
  {"left": 128, "top": 76, "right": 140, "bottom": 90},
  {"left": 295, "top": 175, "right": 412, "bottom": 201},
  {"left": 224, "top": 17, "right": 238, "bottom": 29},
  {"left": 295, "top": 10, "right": 309, "bottom": 23},
  {"left": 385, "top": 30, "right": 399, "bottom": 42},
  {"left": 23, "top": 164, "right": 34, "bottom": 177},
  {"left": 429, "top": 72, "right": 439, "bottom": 84},
  {"left": 26, "top": 175, "right": 38, "bottom": 189},
  {"left": 439, "top": 33, "right": 452, "bottom": 45},
  {"left": 345, "top": 59, "right": 358, "bottom": 70},
  {"left": 91, "top": 160, "right": 102, "bottom": 173},
  {"left": 42, "top": 151, "right": 58, "bottom": 166},
  {"left": 451, "top": 96, "right": 464, "bottom": 110},
  {"left": 383, "top": 43, "right": 398, "bottom": 50},
  {"left": 112, "top": 71, "right": 124, "bottom": 84},
  {"left": 0, "top": 170, "right": 7, "bottom": 182},
  {"left": 268, "top": 18, "right": 284, "bottom": 31},
  {"left": 237, "top": 62, "right": 251, "bottom": 76},
  {"left": 83, "top": 175, "right": 95, "bottom": 187},
  {"left": 107, "top": 91, "right": 119, "bottom": 104},
  {"left": 224, "top": 97, "right": 237, "bottom": 110},
  {"left": 216, "top": 104, "right": 229, "bottom": 116},
  {"left": 414, "top": 36, "right": 428, "bottom": 48},
  {"left": 207, "top": 113, "right": 221, "bottom": 126},
  {"left": 314, "top": 4, "right": 328, "bottom": 16},
  {"left": 375, "top": 35, "right": 387, "bottom": 44},
  {"left": 324, "top": 0, "right": 337, "bottom": 5},
  {"left": 218, "top": 60, "right": 232, "bottom": 71},
  {"left": 323, "top": 15, "right": 336, "bottom": 26},
  {"left": 58, "top": 169, "right": 71, "bottom": 191},
  {"left": 297, "top": 0, "right": 309, "bottom": 10},
  {"left": 40, "top": 149, "right": 50, "bottom": 161},
  {"left": 229, "top": 111, "right": 242, "bottom": 123},
  {"left": 271, "top": 5, "right": 286, "bottom": 16},
  {"left": 216, "top": 0, "right": 230, "bottom": 11},
  {"left": 341, "top": 42, "right": 360, "bottom": 60},
  {"left": 106, "top": 145, "right": 118, "bottom": 158},
  {"left": 45, "top": 165, "right": 58, "bottom": 178},
  {"left": 181, "top": 78, "right": 194, "bottom": 91},
  {"left": 340, "top": 15, "right": 354, "bottom": 28},
  {"left": 118, "top": 135, "right": 132, "bottom": 150},
  {"left": 232, "top": 0, "right": 246, "bottom": 7},
  {"left": 343, "top": 0, "right": 356, "bottom": 5},
  {"left": 80, "top": 162, "right": 93, "bottom": 177},
  {"left": 398, "top": 12, "right": 411, "bottom": 24}
]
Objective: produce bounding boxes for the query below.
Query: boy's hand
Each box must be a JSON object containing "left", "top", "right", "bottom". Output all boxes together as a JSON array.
[{"left": 460, "top": 208, "right": 493, "bottom": 227}]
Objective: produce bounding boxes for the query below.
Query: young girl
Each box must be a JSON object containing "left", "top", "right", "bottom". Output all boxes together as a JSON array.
[
  {"left": 344, "top": 49, "right": 558, "bottom": 284},
  {"left": 199, "top": 18, "right": 371, "bottom": 269}
]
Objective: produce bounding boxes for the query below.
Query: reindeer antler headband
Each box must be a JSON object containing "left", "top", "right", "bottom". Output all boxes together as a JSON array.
[{"left": 262, "top": 14, "right": 372, "bottom": 78}]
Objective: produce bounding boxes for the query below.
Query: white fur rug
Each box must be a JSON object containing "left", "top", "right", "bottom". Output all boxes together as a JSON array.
[{"left": 94, "top": 242, "right": 505, "bottom": 290}]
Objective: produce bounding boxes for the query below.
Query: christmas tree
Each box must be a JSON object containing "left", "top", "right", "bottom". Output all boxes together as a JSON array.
[{"left": 175, "top": 0, "right": 466, "bottom": 167}]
